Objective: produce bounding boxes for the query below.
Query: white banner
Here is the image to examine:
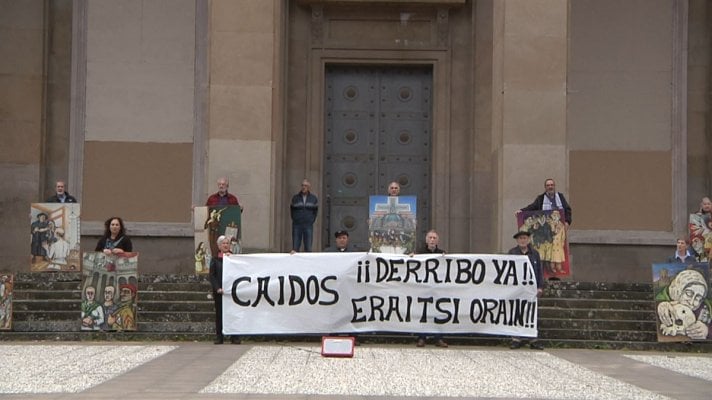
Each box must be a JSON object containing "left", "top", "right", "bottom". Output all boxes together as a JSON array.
[{"left": 222, "top": 252, "right": 538, "bottom": 337}]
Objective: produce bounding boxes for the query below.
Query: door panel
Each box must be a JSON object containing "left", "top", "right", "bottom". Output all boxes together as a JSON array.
[{"left": 324, "top": 65, "right": 432, "bottom": 251}]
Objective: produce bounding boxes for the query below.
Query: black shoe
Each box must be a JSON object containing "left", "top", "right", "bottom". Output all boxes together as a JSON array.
[
  {"left": 230, "top": 336, "right": 241, "bottom": 344},
  {"left": 435, "top": 339, "right": 448, "bottom": 348},
  {"left": 213, "top": 336, "right": 224, "bottom": 345},
  {"left": 529, "top": 342, "right": 544, "bottom": 350},
  {"left": 510, "top": 340, "right": 523, "bottom": 349},
  {"left": 416, "top": 338, "right": 426, "bottom": 347}
]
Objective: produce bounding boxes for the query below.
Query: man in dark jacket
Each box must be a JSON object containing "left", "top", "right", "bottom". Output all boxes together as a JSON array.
[
  {"left": 508, "top": 230, "right": 544, "bottom": 350},
  {"left": 46, "top": 181, "right": 78, "bottom": 203},
  {"left": 290, "top": 179, "right": 318, "bottom": 252},
  {"left": 516, "top": 178, "right": 572, "bottom": 226}
]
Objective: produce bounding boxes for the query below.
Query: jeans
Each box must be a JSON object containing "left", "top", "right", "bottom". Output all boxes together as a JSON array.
[{"left": 292, "top": 223, "right": 313, "bottom": 252}]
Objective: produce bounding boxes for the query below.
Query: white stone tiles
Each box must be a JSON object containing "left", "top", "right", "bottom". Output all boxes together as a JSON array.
[
  {"left": 624, "top": 354, "right": 712, "bottom": 382},
  {"left": 201, "top": 345, "right": 672, "bottom": 399},
  {"left": 0, "top": 344, "right": 176, "bottom": 393}
]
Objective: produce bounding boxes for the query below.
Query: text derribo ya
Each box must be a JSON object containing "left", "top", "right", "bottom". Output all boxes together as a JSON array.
[{"left": 221, "top": 253, "right": 538, "bottom": 336}]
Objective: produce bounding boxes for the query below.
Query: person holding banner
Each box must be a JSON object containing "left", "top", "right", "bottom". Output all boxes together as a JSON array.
[
  {"left": 508, "top": 231, "right": 545, "bottom": 350},
  {"left": 209, "top": 235, "right": 240, "bottom": 345},
  {"left": 95, "top": 217, "right": 132, "bottom": 255},
  {"left": 414, "top": 230, "right": 448, "bottom": 348}
]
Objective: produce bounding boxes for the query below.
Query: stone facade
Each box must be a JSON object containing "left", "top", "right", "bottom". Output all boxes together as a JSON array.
[{"left": 0, "top": 0, "right": 710, "bottom": 281}]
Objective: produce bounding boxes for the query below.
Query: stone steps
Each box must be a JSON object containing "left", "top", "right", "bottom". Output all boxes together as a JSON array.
[{"left": 3, "top": 273, "right": 710, "bottom": 351}]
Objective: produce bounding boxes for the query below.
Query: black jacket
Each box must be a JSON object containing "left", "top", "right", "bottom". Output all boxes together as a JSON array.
[
  {"left": 290, "top": 192, "right": 318, "bottom": 225},
  {"left": 46, "top": 193, "right": 78, "bottom": 203},
  {"left": 521, "top": 192, "right": 572, "bottom": 225}
]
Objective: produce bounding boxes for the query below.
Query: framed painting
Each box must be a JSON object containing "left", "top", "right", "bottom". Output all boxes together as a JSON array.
[
  {"left": 81, "top": 252, "right": 139, "bottom": 331},
  {"left": 30, "top": 203, "right": 81, "bottom": 272},
  {"left": 368, "top": 195, "right": 417, "bottom": 254}
]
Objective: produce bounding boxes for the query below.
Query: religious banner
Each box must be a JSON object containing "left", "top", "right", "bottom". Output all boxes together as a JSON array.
[
  {"left": 30, "top": 203, "right": 81, "bottom": 272},
  {"left": 652, "top": 262, "right": 712, "bottom": 342},
  {"left": 0, "top": 273, "right": 13, "bottom": 330},
  {"left": 81, "top": 252, "right": 139, "bottom": 331},
  {"left": 368, "top": 195, "right": 417, "bottom": 254},
  {"left": 516, "top": 209, "right": 570, "bottom": 279},
  {"left": 222, "top": 252, "right": 539, "bottom": 337},
  {"left": 193, "top": 205, "right": 242, "bottom": 274},
  {"left": 688, "top": 213, "right": 711, "bottom": 262}
]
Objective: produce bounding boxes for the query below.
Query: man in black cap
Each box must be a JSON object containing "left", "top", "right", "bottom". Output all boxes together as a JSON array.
[
  {"left": 508, "top": 230, "right": 544, "bottom": 350},
  {"left": 325, "top": 230, "right": 351, "bottom": 252}
]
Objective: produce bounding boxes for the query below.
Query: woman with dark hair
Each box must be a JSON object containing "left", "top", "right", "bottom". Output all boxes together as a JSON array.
[{"left": 95, "top": 217, "right": 133, "bottom": 255}]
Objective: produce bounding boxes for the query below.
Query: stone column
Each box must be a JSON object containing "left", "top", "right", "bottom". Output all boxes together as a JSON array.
[{"left": 492, "top": 0, "right": 568, "bottom": 249}]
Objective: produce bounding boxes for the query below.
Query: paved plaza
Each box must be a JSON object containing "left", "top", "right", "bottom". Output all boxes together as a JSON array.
[{"left": 0, "top": 342, "right": 710, "bottom": 399}]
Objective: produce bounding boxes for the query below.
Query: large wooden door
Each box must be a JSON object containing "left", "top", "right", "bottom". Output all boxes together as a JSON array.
[{"left": 323, "top": 65, "right": 433, "bottom": 250}]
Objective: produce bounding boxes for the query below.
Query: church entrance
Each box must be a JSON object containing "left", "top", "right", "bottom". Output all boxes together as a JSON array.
[{"left": 323, "top": 65, "right": 433, "bottom": 250}]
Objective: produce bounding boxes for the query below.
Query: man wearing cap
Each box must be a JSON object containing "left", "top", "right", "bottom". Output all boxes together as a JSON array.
[
  {"left": 325, "top": 230, "right": 351, "bottom": 252},
  {"left": 508, "top": 230, "right": 544, "bottom": 350}
]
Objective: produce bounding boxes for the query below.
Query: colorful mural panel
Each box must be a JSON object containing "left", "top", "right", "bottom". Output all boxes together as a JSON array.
[
  {"left": 652, "top": 262, "right": 711, "bottom": 342},
  {"left": 0, "top": 273, "right": 13, "bottom": 330},
  {"left": 368, "top": 195, "right": 417, "bottom": 254},
  {"left": 30, "top": 203, "right": 81, "bottom": 272},
  {"left": 688, "top": 213, "right": 712, "bottom": 262},
  {"left": 81, "top": 252, "right": 139, "bottom": 331},
  {"left": 193, "top": 205, "right": 242, "bottom": 274},
  {"left": 516, "top": 209, "right": 570, "bottom": 279}
]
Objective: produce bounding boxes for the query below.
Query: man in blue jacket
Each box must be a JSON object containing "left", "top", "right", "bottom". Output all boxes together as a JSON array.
[{"left": 290, "top": 179, "right": 319, "bottom": 252}]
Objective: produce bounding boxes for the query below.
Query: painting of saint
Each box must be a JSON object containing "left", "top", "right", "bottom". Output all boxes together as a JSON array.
[
  {"left": 30, "top": 203, "right": 81, "bottom": 272},
  {"left": 516, "top": 209, "right": 570, "bottom": 279}
]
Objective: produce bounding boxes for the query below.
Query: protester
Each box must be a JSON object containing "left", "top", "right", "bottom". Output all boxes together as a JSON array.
[
  {"left": 516, "top": 178, "right": 572, "bottom": 227},
  {"left": 414, "top": 230, "right": 448, "bottom": 348},
  {"left": 324, "top": 230, "right": 352, "bottom": 252},
  {"left": 698, "top": 197, "right": 712, "bottom": 216},
  {"left": 206, "top": 177, "right": 241, "bottom": 208},
  {"left": 46, "top": 180, "right": 78, "bottom": 203},
  {"left": 95, "top": 217, "right": 133, "bottom": 255},
  {"left": 508, "top": 231, "right": 544, "bottom": 350},
  {"left": 667, "top": 237, "right": 696, "bottom": 264},
  {"left": 209, "top": 235, "right": 240, "bottom": 345},
  {"left": 388, "top": 181, "right": 401, "bottom": 196},
  {"left": 290, "top": 179, "right": 318, "bottom": 252}
]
